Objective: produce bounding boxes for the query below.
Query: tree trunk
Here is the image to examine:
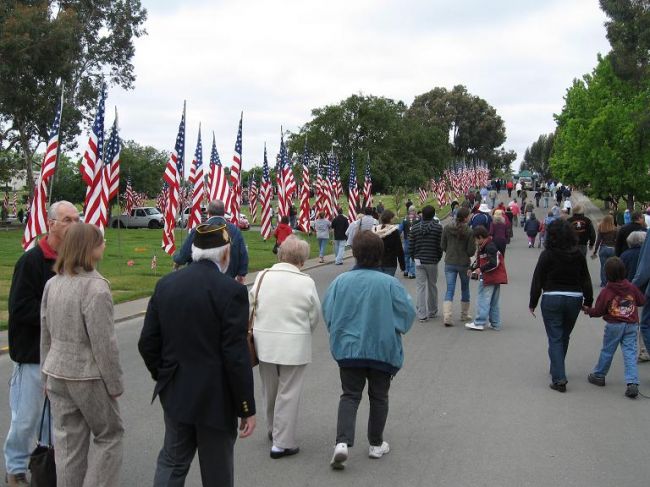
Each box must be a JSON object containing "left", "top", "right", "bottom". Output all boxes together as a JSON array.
[
  {"left": 22, "top": 149, "right": 34, "bottom": 193},
  {"left": 626, "top": 193, "right": 635, "bottom": 211}
]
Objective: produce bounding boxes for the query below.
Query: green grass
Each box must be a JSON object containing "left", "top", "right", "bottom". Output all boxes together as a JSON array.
[{"left": 0, "top": 192, "right": 452, "bottom": 330}]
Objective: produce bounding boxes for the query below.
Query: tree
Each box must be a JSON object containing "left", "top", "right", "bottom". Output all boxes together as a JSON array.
[
  {"left": 49, "top": 153, "right": 86, "bottom": 203},
  {"left": 600, "top": 0, "right": 650, "bottom": 82},
  {"left": 408, "top": 85, "right": 509, "bottom": 172},
  {"left": 0, "top": 1, "right": 147, "bottom": 190},
  {"left": 0, "top": 148, "right": 23, "bottom": 186},
  {"left": 119, "top": 140, "right": 168, "bottom": 197},
  {"left": 521, "top": 133, "right": 554, "bottom": 179},
  {"left": 551, "top": 55, "right": 650, "bottom": 209}
]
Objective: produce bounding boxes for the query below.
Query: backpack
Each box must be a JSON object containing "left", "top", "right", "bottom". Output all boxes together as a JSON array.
[{"left": 470, "top": 213, "right": 491, "bottom": 229}]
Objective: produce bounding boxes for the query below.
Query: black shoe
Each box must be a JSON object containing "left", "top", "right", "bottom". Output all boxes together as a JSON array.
[
  {"left": 588, "top": 373, "right": 605, "bottom": 387},
  {"left": 270, "top": 447, "right": 300, "bottom": 459},
  {"left": 549, "top": 382, "right": 567, "bottom": 393},
  {"left": 403, "top": 272, "right": 409, "bottom": 277},
  {"left": 625, "top": 383, "right": 639, "bottom": 399},
  {"left": 408, "top": 275, "right": 416, "bottom": 279}
]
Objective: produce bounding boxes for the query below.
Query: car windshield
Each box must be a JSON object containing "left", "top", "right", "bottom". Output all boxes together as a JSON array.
[{"left": 145, "top": 208, "right": 161, "bottom": 215}]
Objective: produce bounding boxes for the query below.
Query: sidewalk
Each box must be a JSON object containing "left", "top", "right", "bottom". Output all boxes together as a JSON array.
[{"left": 0, "top": 249, "right": 355, "bottom": 355}]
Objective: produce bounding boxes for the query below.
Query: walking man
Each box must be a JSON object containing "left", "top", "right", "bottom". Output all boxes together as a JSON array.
[
  {"left": 4, "top": 201, "right": 79, "bottom": 487},
  {"left": 409, "top": 205, "right": 443, "bottom": 322},
  {"left": 139, "top": 223, "right": 256, "bottom": 486},
  {"left": 331, "top": 208, "right": 349, "bottom": 265}
]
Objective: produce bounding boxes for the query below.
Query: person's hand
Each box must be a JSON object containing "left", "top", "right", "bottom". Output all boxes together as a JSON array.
[
  {"left": 467, "top": 269, "right": 473, "bottom": 277},
  {"left": 236, "top": 275, "right": 246, "bottom": 284},
  {"left": 582, "top": 305, "right": 590, "bottom": 314},
  {"left": 239, "top": 415, "right": 256, "bottom": 438},
  {"left": 529, "top": 308, "right": 536, "bottom": 318}
]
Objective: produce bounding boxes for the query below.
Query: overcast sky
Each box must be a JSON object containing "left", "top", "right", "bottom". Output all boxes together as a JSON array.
[{"left": 105, "top": 0, "right": 612, "bottom": 174}]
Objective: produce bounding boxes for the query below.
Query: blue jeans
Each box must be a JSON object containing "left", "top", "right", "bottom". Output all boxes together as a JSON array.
[
  {"left": 593, "top": 323, "right": 639, "bottom": 384},
  {"left": 598, "top": 246, "right": 615, "bottom": 287},
  {"left": 444, "top": 264, "right": 470, "bottom": 302},
  {"left": 318, "top": 238, "right": 328, "bottom": 257},
  {"left": 334, "top": 240, "right": 346, "bottom": 264},
  {"left": 403, "top": 245, "right": 415, "bottom": 277},
  {"left": 540, "top": 294, "right": 582, "bottom": 384},
  {"left": 381, "top": 267, "right": 397, "bottom": 277},
  {"left": 4, "top": 363, "right": 50, "bottom": 474},
  {"left": 475, "top": 281, "right": 500, "bottom": 328},
  {"left": 543, "top": 197, "right": 549, "bottom": 208}
]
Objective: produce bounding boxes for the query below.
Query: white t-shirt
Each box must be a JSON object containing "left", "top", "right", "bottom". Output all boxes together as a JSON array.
[{"left": 563, "top": 199, "right": 572, "bottom": 210}]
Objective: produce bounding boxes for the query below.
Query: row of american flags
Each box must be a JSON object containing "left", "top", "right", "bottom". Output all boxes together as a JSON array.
[{"left": 18, "top": 89, "right": 490, "bottom": 254}]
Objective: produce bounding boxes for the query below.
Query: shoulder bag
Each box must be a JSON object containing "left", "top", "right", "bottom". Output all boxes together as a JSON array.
[{"left": 247, "top": 270, "right": 269, "bottom": 367}]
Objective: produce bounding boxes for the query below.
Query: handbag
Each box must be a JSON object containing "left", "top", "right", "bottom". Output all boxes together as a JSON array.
[
  {"left": 29, "top": 397, "right": 56, "bottom": 487},
  {"left": 272, "top": 241, "right": 279, "bottom": 254},
  {"left": 247, "top": 270, "right": 269, "bottom": 367}
]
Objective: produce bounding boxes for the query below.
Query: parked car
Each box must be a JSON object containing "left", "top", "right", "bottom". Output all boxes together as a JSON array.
[
  {"left": 110, "top": 207, "right": 164, "bottom": 229},
  {"left": 519, "top": 177, "right": 533, "bottom": 190},
  {"left": 178, "top": 206, "right": 208, "bottom": 228}
]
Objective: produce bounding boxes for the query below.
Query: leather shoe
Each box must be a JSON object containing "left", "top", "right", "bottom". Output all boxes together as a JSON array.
[{"left": 270, "top": 447, "right": 300, "bottom": 459}]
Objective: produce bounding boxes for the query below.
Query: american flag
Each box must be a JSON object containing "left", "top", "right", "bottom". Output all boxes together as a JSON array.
[
  {"left": 2, "top": 193, "right": 8, "bottom": 214},
  {"left": 298, "top": 143, "right": 311, "bottom": 233},
  {"left": 156, "top": 183, "right": 168, "bottom": 213},
  {"left": 419, "top": 187, "right": 428, "bottom": 205},
  {"left": 435, "top": 179, "right": 447, "bottom": 207},
  {"left": 103, "top": 113, "right": 121, "bottom": 223},
  {"left": 285, "top": 153, "right": 297, "bottom": 201},
  {"left": 12, "top": 192, "right": 17, "bottom": 216},
  {"left": 248, "top": 176, "right": 258, "bottom": 223},
  {"left": 207, "top": 131, "right": 231, "bottom": 208},
  {"left": 315, "top": 159, "right": 324, "bottom": 214},
  {"left": 362, "top": 154, "right": 372, "bottom": 208},
  {"left": 259, "top": 144, "right": 273, "bottom": 240},
  {"left": 347, "top": 155, "right": 359, "bottom": 223},
  {"left": 162, "top": 104, "right": 186, "bottom": 255},
  {"left": 82, "top": 86, "right": 107, "bottom": 231},
  {"left": 277, "top": 131, "right": 290, "bottom": 217},
  {"left": 229, "top": 114, "right": 243, "bottom": 224},
  {"left": 124, "top": 177, "right": 135, "bottom": 214},
  {"left": 23, "top": 99, "right": 62, "bottom": 250},
  {"left": 187, "top": 126, "right": 204, "bottom": 230},
  {"left": 328, "top": 155, "right": 337, "bottom": 208},
  {"left": 320, "top": 158, "right": 333, "bottom": 219},
  {"left": 334, "top": 156, "right": 343, "bottom": 201}
]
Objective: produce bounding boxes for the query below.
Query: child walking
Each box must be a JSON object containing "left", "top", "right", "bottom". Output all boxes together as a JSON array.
[
  {"left": 465, "top": 226, "right": 508, "bottom": 331},
  {"left": 584, "top": 257, "right": 646, "bottom": 398},
  {"left": 524, "top": 213, "right": 540, "bottom": 248}
]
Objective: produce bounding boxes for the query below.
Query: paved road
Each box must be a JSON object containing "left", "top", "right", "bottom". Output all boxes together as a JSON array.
[{"left": 1, "top": 195, "right": 649, "bottom": 486}]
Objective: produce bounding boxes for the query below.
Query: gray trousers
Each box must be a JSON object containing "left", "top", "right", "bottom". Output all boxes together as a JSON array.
[
  {"left": 258, "top": 362, "right": 306, "bottom": 449},
  {"left": 46, "top": 377, "right": 123, "bottom": 487},
  {"left": 415, "top": 262, "right": 439, "bottom": 319},
  {"left": 153, "top": 412, "right": 236, "bottom": 487},
  {"left": 336, "top": 367, "right": 391, "bottom": 447}
]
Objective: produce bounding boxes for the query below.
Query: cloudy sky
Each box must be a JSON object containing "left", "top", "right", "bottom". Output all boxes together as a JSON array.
[{"left": 106, "top": 0, "right": 611, "bottom": 174}]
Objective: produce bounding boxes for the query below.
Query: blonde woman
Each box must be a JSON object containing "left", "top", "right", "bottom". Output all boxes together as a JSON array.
[
  {"left": 41, "top": 223, "right": 123, "bottom": 487},
  {"left": 592, "top": 214, "right": 617, "bottom": 287}
]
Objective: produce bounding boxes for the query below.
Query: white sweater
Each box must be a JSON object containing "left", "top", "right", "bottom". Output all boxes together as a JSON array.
[{"left": 250, "top": 263, "right": 322, "bottom": 365}]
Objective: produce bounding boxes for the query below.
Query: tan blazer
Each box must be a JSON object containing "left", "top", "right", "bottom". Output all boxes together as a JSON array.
[{"left": 41, "top": 269, "right": 123, "bottom": 396}]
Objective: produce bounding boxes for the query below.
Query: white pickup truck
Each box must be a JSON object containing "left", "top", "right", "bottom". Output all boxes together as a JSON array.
[{"left": 110, "top": 207, "right": 164, "bottom": 229}]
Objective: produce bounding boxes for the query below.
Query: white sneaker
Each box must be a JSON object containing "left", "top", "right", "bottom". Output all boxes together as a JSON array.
[
  {"left": 369, "top": 441, "right": 390, "bottom": 459},
  {"left": 330, "top": 443, "right": 348, "bottom": 470},
  {"left": 465, "top": 322, "right": 485, "bottom": 331}
]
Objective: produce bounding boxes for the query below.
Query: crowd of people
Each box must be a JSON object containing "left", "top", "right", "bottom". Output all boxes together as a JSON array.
[{"left": 5, "top": 179, "right": 650, "bottom": 486}]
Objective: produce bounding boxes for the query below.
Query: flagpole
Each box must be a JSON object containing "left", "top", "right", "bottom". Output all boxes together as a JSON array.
[
  {"left": 47, "top": 81, "right": 65, "bottom": 209},
  {"left": 179, "top": 100, "right": 187, "bottom": 251}
]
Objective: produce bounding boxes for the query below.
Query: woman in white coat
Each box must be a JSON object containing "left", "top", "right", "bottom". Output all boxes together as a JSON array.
[{"left": 250, "top": 235, "right": 322, "bottom": 459}]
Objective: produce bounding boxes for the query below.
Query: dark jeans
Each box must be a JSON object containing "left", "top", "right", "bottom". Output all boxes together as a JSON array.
[
  {"left": 153, "top": 412, "right": 236, "bottom": 487},
  {"left": 336, "top": 367, "right": 391, "bottom": 447},
  {"left": 381, "top": 266, "right": 397, "bottom": 277},
  {"left": 541, "top": 294, "right": 583, "bottom": 384}
]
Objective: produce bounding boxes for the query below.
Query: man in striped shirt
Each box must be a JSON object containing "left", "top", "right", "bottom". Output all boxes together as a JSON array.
[{"left": 409, "top": 206, "right": 443, "bottom": 323}]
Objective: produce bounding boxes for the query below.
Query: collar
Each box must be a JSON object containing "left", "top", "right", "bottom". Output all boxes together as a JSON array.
[
  {"left": 39, "top": 237, "right": 58, "bottom": 260},
  {"left": 351, "top": 265, "right": 383, "bottom": 272}
]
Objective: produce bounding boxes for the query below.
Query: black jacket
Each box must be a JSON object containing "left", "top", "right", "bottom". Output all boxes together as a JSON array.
[
  {"left": 615, "top": 222, "right": 645, "bottom": 256},
  {"left": 8, "top": 243, "right": 56, "bottom": 364},
  {"left": 331, "top": 214, "right": 350, "bottom": 241},
  {"left": 409, "top": 219, "right": 443, "bottom": 264},
  {"left": 376, "top": 226, "right": 405, "bottom": 270},
  {"left": 139, "top": 260, "right": 256, "bottom": 431},
  {"left": 567, "top": 213, "right": 596, "bottom": 247},
  {"left": 529, "top": 248, "right": 593, "bottom": 309}
]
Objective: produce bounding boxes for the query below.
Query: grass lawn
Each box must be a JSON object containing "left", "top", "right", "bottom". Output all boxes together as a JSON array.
[{"left": 0, "top": 192, "right": 451, "bottom": 330}]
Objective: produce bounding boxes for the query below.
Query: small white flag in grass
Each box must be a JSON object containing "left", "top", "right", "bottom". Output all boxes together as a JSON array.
[{"left": 151, "top": 254, "right": 157, "bottom": 273}]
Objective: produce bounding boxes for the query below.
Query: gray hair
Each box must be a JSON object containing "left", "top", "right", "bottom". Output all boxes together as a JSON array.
[
  {"left": 627, "top": 230, "right": 646, "bottom": 248},
  {"left": 48, "top": 200, "right": 76, "bottom": 220},
  {"left": 278, "top": 235, "right": 310, "bottom": 266},
  {"left": 191, "top": 244, "right": 230, "bottom": 272},
  {"left": 207, "top": 200, "right": 225, "bottom": 216}
]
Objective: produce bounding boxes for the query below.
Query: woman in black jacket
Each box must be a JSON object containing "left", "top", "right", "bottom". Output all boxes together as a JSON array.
[
  {"left": 372, "top": 210, "right": 405, "bottom": 276},
  {"left": 529, "top": 220, "right": 593, "bottom": 393}
]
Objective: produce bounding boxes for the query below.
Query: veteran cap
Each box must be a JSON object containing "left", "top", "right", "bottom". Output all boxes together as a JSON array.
[{"left": 193, "top": 223, "right": 230, "bottom": 249}]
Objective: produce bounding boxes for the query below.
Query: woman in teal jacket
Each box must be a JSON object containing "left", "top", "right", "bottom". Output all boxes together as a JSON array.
[{"left": 322, "top": 231, "right": 415, "bottom": 470}]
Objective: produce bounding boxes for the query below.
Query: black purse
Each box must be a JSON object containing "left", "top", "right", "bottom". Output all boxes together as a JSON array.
[{"left": 29, "top": 397, "right": 56, "bottom": 487}]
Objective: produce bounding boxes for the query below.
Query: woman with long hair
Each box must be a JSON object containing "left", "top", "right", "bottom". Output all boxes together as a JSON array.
[
  {"left": 372, "top": 210, "right": 405, "bottom": 276},
  {"left": 441, "top": 207, "right": 476, "bottom": 326},
  {"left": 592, "top": 214, "right": 617, "bottom": 287},
  {"left": 489, "top": 209, "right": 511, "bottom": 256},
  {"left": 41, "top": 223, "right": 124, "bottom": 486},
  {"left": 529, "top": 220, "right": 593, "bottom": 393}
]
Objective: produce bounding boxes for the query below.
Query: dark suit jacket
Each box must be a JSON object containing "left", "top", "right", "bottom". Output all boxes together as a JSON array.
[{"left": 138, "top": 259, "right": 255, "bottom": 432}]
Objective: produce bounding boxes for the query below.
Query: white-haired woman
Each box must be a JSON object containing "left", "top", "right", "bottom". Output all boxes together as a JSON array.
[{"left": 250, "top": 236, "right": 322, "bottom": 459}]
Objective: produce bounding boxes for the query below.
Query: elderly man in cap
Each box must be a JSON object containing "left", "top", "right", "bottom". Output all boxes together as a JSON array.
[
  {"left": 173, "top": 200, "right": 248, "bottom": 283},
  {"left": 4, "top": 201, "right": 79, "bottom": 487},
  {"left": 139, "top": 223, "right": 256, "bottom": 487}
]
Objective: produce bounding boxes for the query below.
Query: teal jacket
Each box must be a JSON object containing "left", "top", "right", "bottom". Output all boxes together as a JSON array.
[{"left": 322, "top": 268, "right": 416, "bottom": 374}]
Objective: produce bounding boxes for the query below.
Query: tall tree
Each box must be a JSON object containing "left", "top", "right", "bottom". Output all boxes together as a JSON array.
[
  {"left": 119, "top": 140, "right": 168, "bottom": 197},
  {"left": 408, "top": 85, "right": 509, "bottom": 171},
  {"left": 0, "top": 1, "right": 147, "bottom": 190},
  {"left": 551, "top": 55, "right": 650, "bottom": 209},
  {"left": 521, "top": 133, "right": 555, "bottom": 179}
]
